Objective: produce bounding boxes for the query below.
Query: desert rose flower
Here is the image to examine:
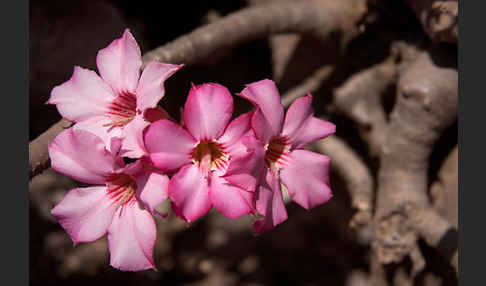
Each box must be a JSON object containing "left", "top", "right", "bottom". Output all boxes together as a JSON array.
[
  {"left": 47, "top": 28, "right": 182, "bottom": 158},
  {"left": 144, "top": 83, "right": 264, "bottom": 222},
  {"left": 238, "top": 79, "right": 336, "bottom": 234},
  {"left": 49, "top": 128, "right": 169, "bottom": 271}
]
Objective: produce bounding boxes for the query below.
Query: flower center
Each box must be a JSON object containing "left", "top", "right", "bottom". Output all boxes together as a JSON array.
[
  {"left": 106, "top": 174, "right": 137, "bottom": 207},
  {"left": 192, "top": 140, "right": 228, "bottom": 175},
  {"left": 104, "top": 91, "right": 137, "bottom": 127},
  {"left": 265, "top": 136, "right": 291, "bottom": 170}
]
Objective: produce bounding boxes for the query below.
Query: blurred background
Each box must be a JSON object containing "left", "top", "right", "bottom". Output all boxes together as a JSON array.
[{"left": 29, "top": 0, "right": 458, "bottom": 285}]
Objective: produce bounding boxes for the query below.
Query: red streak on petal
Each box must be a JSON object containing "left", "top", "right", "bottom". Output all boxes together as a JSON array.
[
  {"left": 104, "top": 91, "right": 137, "bottom": 128},
  {"left": 106, "top": 174, "right": 137, "bottom": 208},
  {"left": 265, "top": 136, "right": 291, "bottom": 169}
]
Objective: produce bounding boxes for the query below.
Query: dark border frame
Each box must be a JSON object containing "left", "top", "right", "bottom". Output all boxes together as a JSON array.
[{"left": 1, "top": 0, "right": 29, "bottom": 285}]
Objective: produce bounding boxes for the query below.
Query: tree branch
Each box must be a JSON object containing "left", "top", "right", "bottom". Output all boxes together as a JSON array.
[
  {"left": 314, "top": 135, "right": 374, "bottom": 240},
  {"left": 331, "top": 56, "right": 397, "bottom": 157},
  {"left": 281, "top": 65, "right": 334, "bottom": 107},
  {"left": 142, "top": 0, "right": 367, "bottom": 66},
  {"left": 413, "top": 207, "right": 458, "bottom": 274},
  {"left": 29, "top": 119, "right": 72, "bottom": 180},
  {"left": 372, "top": 47, "right": 457, "bottom": 266},
  {"left": 405, "top": 0, "right": 458, "bottom": 43},
  {"left": 430, "top": 145, "right": 458, "bottom": 228}
]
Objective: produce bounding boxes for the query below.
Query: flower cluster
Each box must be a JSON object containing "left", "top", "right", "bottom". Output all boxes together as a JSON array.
[{"left": 47, "top": 29, "right": 335, "bottom": 272}]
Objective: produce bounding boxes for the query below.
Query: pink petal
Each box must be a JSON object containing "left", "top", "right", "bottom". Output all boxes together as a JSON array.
[
  {"left": 183, "top": 83, "right": 233, "bottom": 140},
  {"left": 171, "top": 202, "right": 186, "bottom": 221},
  {"left": 136, "top": 61, "right": 183, "bottom": 111},
  {"left": 120, "top": 160, "right": 169, "bottom": 213},
  {"left": 280, "top": 149, "right": 332, "bottom": 210},
  {"left": 169, "top": 164, "right": 211, "bottom": 222},
  {"left": 48, "top": 66, "right": 115, "bottom": 122},
  {"left": 119, "top": 115, "right": 150, "bottom": 158},
  {"left": 72, "top": 116, "right": 123, "bottom": 152},
  {"left": 51, "top": 186, "right": 117, "bottom": 244},
  {"left": 282, "top": 94, "right": 336, "bottom": 149},
  {"left": 218, "top": 112, "right": 252, "bottom": 148},
  {"left": 108, "top": 137, "right": 126, "bottom": 168},
  {"left": 210, "top": 175, "right": 253, "bottom": 219},
  {"left": 48, "top": 128, "right": 117, "bottom": 184},
  {"left": 222, "top": 133, "right": 265, "bottom": 193},
  {"left": 254, "top": 170, "right": 288, "bottom": 234},
  {"left": 96, "top": 29, "right": 142, "bottom": 94},
  {"left": 288, "top": 117, "right": 335, "bottom": 149},
  {"left": 144, "top": 119, "right": 195, "bottom": 172},
  {"left": 110, "top": 137, "right": 123, "bottom": 156},
  {"left": 107, "top": 202, "right": 157, "bottom": 271},
  {"left": 143, "top": 107, "right": 169, "bottom": 123},
  {"left": 133, "top": 167, "right": 170, "bottom": 213},
  {"left": 239, "top": 79, "right": 284, "bottom": 144}
]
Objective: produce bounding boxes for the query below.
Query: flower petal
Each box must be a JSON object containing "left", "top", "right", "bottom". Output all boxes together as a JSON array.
[
  {"left": 144, "top": 119, "right": 195, "bottom": 172},
  {"left": 253, "top": 170, "right": 288, "bottom": 234},
  {"left": 222, "top": 132, "right": 265, "bottom": 193},
  {"left": 170, "top": 202, "right": 185, "bottom": 221},
  {"left": 110, "top": 137, "right": 123, "bottom": 157},
  {"left": 210, "top": 175, "right": 253, "bottom": 219},
  {"left": 282, "top": 94, "right": 336, "bottom": 149},
  {"left": 183, "top": 83, "right": 233, "bottom": 141},
  {"left": 143, "top": 107, "right": 170, "bottom": 123},
  {"left": 51, "top": 186, "right": 117, "bottom": 244},
  {"left": 218, "top": 112, "right": 252, "bottom": 148},
  {"left": 96, "top": 29, "right": 142, "bottom": 94},
  {"left": 136, "top": 61, "right": 183, "bottom": 111},
  {"left": 239, "top": 79, "right": 284, "bottom": 144},
  {"left": 108, "top": 202, "right": 157, "bottom": 271},
  {"left": 48, "top": 128, "right": 117, "bottom": 184},
  {"left": 119, "top": 115, "right": 150, "bottom": 158},
  {"left": 48, "top": 66, "right": 115, "bottom": 122},
  {"left": 72, "top": 116, "right": 123, "bottom": 152},
  {"left": 133, "top": 166, "right": 170, "bottom": 213},
  {"left": 169, "top": 164, "right": 211, "bottom": 222},
  {"left": 280, "top": 149, "right": 332, "bottom": 210}
]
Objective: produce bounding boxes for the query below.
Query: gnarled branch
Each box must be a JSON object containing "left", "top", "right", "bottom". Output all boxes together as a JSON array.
[
  {"left": 331, "top": 56, "right": 397, "bottom": 157},
  {"left": 372, "top": 48, "right": 457, "bottom": 266},
  {"left": 413, "top": 207, "right": 458, "bottom": 274}
]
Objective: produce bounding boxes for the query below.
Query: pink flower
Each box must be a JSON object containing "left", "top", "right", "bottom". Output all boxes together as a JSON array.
[
  {"left": 238, "top": 79, "right": 336, "bottom": 234},
  {"left": 47, "top": 29, "right": 182, "bottom": 158},
  {"left": 48, "top": 128, "right": 169, "bottom": 271},
  {"left": 144, "top": 83, "right": 264, "bottom": 222}
]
